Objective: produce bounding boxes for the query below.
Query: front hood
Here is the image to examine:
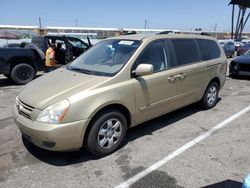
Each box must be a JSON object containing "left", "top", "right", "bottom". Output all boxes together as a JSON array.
[
  {"left": 18, "top": 68, "right": 109, "bottom": 109},
  {"left": 233, "top": 56, "right": 250, "bottom": 64}
]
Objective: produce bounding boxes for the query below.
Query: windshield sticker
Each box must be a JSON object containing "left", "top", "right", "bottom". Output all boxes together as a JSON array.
[{"left": 118, "top": 41, "right": 134, "bottom": 45}]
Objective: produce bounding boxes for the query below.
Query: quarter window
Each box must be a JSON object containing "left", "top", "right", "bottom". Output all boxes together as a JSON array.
[
  {"left": 196, "top": 39, "right": 221, "bottom": 60},
  {"left": 172, "top": 39, "right": 199, "bottom": 66}
]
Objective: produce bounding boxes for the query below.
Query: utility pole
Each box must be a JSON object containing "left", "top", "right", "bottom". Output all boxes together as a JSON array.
[
  {"left": 75, "top": 18, "right": 78, "bottom": 27},
  {"left": 144, "top": 19, "right": 147, "bottom": 29},
  {"left": 39, "top": 17, "right": 42, "bottom": 29},
  {"left": 213, "top": 23, "right": 217, "bottom": 31}
]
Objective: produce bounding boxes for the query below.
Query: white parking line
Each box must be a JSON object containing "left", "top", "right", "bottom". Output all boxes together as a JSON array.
[{"left": 115, "top": 105, "right": 250, "bottom": 188}]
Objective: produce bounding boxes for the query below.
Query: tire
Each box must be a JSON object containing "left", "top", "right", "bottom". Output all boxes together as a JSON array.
[
  {"left": 86, "top": 109, "right": 127, "bottom": 156},
  {"left": 10, "top": 63, "right": 36, "bottom": 85},
  {"left": 200, "top": 82, "right": 219, "bottom": 110}
]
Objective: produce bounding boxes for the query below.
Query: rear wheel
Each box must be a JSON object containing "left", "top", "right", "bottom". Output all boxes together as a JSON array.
[
  {"left": 200, "top": 82, "right": 219, "bottom": 110},
  {"left": 11, "top": 63, "right": 35, "bottom": 84},
  {"left": 86, "top": 109, "right": 127, "bottom": 156}
]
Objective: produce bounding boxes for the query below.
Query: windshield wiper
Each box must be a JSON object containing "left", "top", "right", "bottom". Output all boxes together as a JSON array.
[{"left": 67, "top": 66, "right": 95, "bottom": 75}]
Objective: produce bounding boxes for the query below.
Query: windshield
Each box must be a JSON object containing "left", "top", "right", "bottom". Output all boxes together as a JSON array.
[{"left": 67, "top": 39, "right": 141, "bottom": 76}]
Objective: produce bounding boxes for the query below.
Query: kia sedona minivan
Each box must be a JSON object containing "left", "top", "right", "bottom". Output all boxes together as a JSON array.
[{"left": 14, "top": 34, "right": 227, "bottom": 156}]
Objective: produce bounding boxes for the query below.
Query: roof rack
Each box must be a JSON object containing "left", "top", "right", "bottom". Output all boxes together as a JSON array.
[{"left": 157, "top": 31, "right": 174, "bottom": 35}]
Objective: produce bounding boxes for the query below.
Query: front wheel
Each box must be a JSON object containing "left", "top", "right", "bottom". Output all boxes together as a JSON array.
[
  {"left": 200, "top": 82, "right": 219, "bottom": 110},
  {"left": 11, "top": 63, "right": 36, "bottom": 85},
  {"left": 86, "top": 109, "right": 127, "bottom": 156}
]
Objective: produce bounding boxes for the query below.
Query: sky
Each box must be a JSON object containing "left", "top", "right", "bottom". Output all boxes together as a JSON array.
[{"left": 0, "top": 0, "right": 246, "bottom": 32}]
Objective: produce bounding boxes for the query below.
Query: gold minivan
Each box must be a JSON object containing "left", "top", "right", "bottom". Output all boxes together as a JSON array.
[{"left": 13, "top": 34, "right": 227, "bottom": 156}]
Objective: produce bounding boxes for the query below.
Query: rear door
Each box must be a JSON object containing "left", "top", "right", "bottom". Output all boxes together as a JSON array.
[{"left": 169, "top": 39, "right": 205, "bottom": 108}]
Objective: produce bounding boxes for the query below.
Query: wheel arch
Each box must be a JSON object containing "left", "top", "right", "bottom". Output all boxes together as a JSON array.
[
  {"left": 82, "top": 103, "right": 132, "bottom": 147},
  {"left": 9, "top": 57, "right": 37, "bottom": 72},
  {"left": 209, "top": 77, "right": 220, "bottom": 90}
]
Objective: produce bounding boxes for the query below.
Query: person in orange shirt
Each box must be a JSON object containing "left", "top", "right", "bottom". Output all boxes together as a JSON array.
[{"left": 45, "top": 43, "right": 57, "bottom": 72}]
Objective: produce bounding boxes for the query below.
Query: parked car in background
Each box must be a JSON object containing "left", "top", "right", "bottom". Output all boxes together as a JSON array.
[
  {"left": 230, "top": 50, "right": 250, "bottom": 77},
  {"left": 14, "top": 34, "right": 227, "bottom": 156},
  {"left": 0, "top": 43, "right": 45, "bottom": 84},
  {"left": 222, "top": 44, "right": 235, "bottom": 58},
  {"left": 31, "top": 35, "right": 91, "bottom": 64},
  {"left": 227, "top": 41, "right": 236, "bottom": 51},
  {"left": 237, "top": 43, "right": 250, "bottom": 56},
  {"left": 0, "top": 43, "right": 22, "bottom": 48},
  {"left": 0, "top": 36, "right": 92, "bottom": 84}
]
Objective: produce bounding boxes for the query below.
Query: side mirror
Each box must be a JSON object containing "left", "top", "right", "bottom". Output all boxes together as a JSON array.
[{"left": 133, "top": 64, "right": 153, "bottom": 76}]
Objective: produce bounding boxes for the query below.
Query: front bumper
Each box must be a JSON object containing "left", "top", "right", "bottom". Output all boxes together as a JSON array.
[
  {"left": 0, "top": 64, "right": 11, "bottom": 75},
  {"left": 13, "top": 105, "right": 89, "bottom": 151},
  {"left": 229, "top": 63, "right": 250, "bottom": 76}
]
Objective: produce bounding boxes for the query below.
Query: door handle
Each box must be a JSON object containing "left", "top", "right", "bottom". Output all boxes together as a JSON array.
[
  {"left": 179, "top": 73, "right": 186, "bottom": 79},
  {"left": 168, "top": 76, "right": 175, "bottom": 82}
]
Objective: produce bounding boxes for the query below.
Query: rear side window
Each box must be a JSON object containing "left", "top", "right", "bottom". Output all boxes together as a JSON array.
[
  {"left": 172, "top": 39, "right": 199, "bottom": 66},
  {"left": 196, "top": 39, "right": 221, "bottom": 60}
]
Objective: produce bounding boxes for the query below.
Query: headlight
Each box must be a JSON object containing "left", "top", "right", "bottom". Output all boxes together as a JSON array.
[{"left": 36, "top": 99, "right": 70, "bottom": 124}]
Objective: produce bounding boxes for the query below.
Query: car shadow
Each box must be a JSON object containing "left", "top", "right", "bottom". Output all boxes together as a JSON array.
[
  {"left": 23, "top": 101, "right": 216, "bottom": 166},
  {"left": 201, "top": 179, "right": 242, "bottom": 188},
  {"left": 0, "top": 77, "right": 17, "bottom": 87},
  {"left": 230, "top": 75, "right": 250, "bottom": 81},
  {"left": 22, "top": 136, "right": 101, "bottom": 166},
  {"left": 123, "top": 104, "right": 201, "bottom": 145}
]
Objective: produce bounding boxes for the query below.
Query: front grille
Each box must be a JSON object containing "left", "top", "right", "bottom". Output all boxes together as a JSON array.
[
  {"left": 19, "top": 111, "right": 32, "bottom": 120},
  {"left": 18, "top": 100, "right": 34, "bottom": 112},
  {"left": 17, "top": 99, "right": 34, "bottom": 120}
]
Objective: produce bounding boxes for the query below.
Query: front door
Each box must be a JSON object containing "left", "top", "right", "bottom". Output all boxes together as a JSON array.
[{"left": 133, "top": 40, "right": 179, "bottom": 123}]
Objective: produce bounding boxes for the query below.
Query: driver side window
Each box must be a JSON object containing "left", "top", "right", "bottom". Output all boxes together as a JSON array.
[{"left": 137, "top": 40, "right": 168, "bottom": 72}]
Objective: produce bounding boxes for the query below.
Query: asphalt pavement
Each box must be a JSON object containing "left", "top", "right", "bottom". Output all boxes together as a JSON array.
[{"left": 0, "top": 63, "right": 250, "bottom": 188}]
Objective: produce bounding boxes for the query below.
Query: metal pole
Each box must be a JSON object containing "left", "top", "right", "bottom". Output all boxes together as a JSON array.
[
  {"left": 231, "top": 5, "right": 235, "bottom": 39},
  {"left": 235, "top": 7, "right": 242, "bottom": 39},
  {"left": 242, "top": 11, "right": 250, "bottom": 33},
  {"left": 39, "top": 17, "right": 42, "bottom": 29},
  {"left": 144, "top": 19, "right": 147, "bottom": 29},
  {"left": 75, "top": 18, "right": 78, "bottom": 27},
  {"left": 239, "top": 8, "right": 246, "bottom": 38}
]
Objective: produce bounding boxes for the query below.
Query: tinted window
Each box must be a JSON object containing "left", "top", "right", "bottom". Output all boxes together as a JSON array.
[
  {"left": 197, "top": 39, "right": 221, "bottom": 60},
  {"left": 137, "top": 41, "right": 168, "bottom": 72},
  {"left": 172, "top": 39, "right": 199, "bottom": 66}
]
